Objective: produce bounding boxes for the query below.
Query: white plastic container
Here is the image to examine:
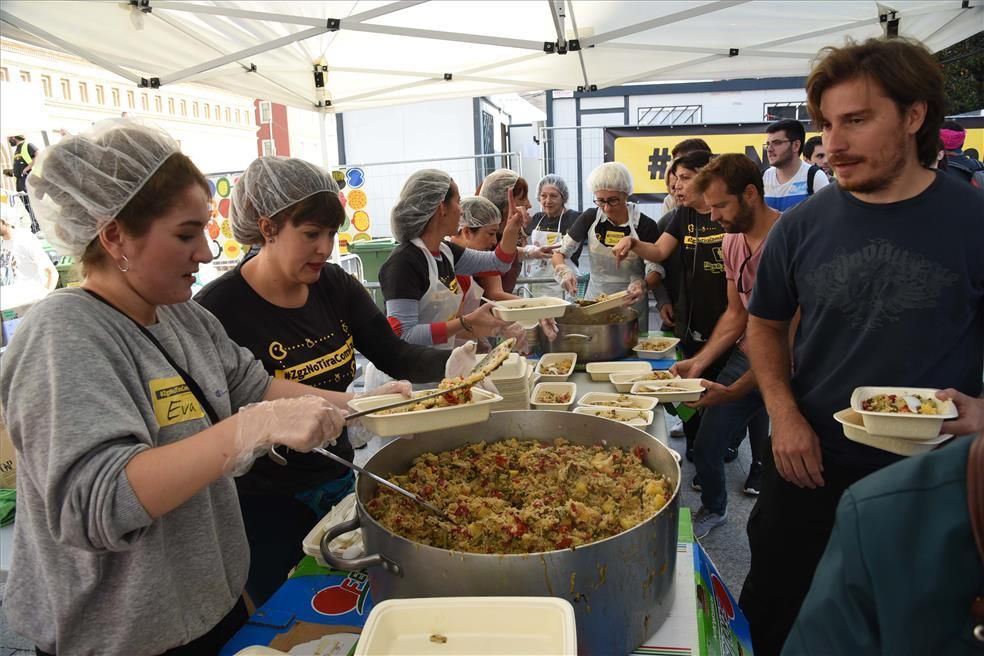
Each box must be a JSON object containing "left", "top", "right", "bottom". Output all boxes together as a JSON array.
[
  {"left": 530, "top": 382, "right": 577, "bottom": 409},
  {"left": 301, "top": 493, "right": 361, "bottom": 566},
  {"left": 584, "top": 361, "right": 651, "bottom": 382},
  {"left": 629, "top": 379, "right": 705, "bottom": 403},
  {"left": 535, "top": 352, "right": 578, "bottom": 382},
  {"left": 850, "top": 387, "right": 958, "bottom": 440},
  {"left": 572, "top": 405, "right": 654, "bottom": 427},
  {"left": 355, "top": 597, "right": 577, "bottom": 656},
  {"left": 347, "top": 388, "right": 503, "bottom": 437},
  {"left": 492, "top": 297, "right": 569, "bottom": 327},
  {"left": 609, "top": 370, "right": 679, "bottom": 392},
  {"left": 632, "top": 337, "right": 680, "bottom": 360},
  {"left": 234, "top": 648, "right": 289, "bottom": 655},
  {"left": 577, "top": 392, "right": 658, "bottom": 411},
  {"left": 834, "top": 408, "right": 951, "bottom": 456},
  {"left": 576, "top": 290, "right": 629, "bottom": 315}
]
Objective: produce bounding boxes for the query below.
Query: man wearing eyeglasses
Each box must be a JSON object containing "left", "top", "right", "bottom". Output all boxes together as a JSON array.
[
  {"left": 668, "top": 154, "right": 781, "bottom": 539},
  {"left": 762, "top": 119, "right": 829, "bottom": 212}
]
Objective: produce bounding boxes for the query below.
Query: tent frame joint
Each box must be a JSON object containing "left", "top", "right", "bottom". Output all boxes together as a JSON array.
[
  {"left": 128, "top": 0, "right": 152, "bottom": 13},
  {"left": 729, "top": 48, "right": 739, "bottom": 57},
  {"left": 326, "top": 18, "right": 340, "bottom": 31},
  {"left": 139, "top": 77, "right": 161, "bottom": 89}
]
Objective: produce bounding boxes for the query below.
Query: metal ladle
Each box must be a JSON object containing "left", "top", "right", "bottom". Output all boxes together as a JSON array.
[{"left": 267, "top": 338, "right": 516, "bottom": 519}]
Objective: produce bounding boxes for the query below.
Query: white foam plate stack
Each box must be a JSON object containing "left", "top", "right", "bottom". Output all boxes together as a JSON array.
[{"left": 488, "top": 353, "right": 532, "bottom": 411}]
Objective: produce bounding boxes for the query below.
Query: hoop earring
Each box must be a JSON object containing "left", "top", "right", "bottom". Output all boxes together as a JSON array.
[{"left": 117, "top": 255, "right": 130, "bottom": 273}]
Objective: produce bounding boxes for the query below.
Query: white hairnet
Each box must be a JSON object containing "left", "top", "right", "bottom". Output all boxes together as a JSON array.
[
  {"left": 458, "top": 196, "right": 501, "bottom": 229},
  {"left": 390, "top": 169, "right": 452, "bottom": 243},
  {"left": 479, "top": 168, "right": 520, "bottom": 215},
  {"left": 232, "top": 157, "right": 340, "bottom": 245},
  {"left": 588, "top": 162, "right": 633, "bottom": 196},
  {"left": 537, "top": 174, "right": 570, "bottom": 203},
  {"left": 27, "top": 119, "right": 180, "bottom": 257}
]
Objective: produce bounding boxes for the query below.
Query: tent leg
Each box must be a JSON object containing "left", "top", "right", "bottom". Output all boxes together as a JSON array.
[{"left": 319, "top": 111, "right": 331, "bottom": 169}]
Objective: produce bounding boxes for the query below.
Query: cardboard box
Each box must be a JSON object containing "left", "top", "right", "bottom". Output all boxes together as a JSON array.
[{"left": 693, "top": 540, "right": 754, "bottom": 656}]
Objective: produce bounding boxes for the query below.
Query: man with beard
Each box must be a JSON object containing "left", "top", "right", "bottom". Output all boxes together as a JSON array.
[
  {"left": 762, "top": 119, "right": 829, "bottom": 211},
  {"left": 671, "top": 154, "right": 780, "bottom": 538},
  {"left": 740, "top": 38, "right": 984, "bottom": 655}
]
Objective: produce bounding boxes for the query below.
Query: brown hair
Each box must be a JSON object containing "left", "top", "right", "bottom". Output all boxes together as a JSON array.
[
  {"left": 806, "top": 37, "right": 944, "bottom": 167},
  {"left": 671, "top": 138, "right": 711, "bottom": 158},
  {"left": 693, "top": 153, "right": 765, "bottom": 199},
  {"left": 263, "top": 191, "right": 345, "bottom": 241},
  {"left": 81, "top": 153, "right": 209, "bottom": 271}
]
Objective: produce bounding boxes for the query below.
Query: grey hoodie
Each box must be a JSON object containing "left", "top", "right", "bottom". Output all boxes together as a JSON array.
[{"left": 0, "top": 288, "right": 270, "bottom": 655}]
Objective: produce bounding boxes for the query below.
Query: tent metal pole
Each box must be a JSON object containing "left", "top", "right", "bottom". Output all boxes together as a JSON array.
[
  {"left": 459, "top": 52, "right": 544, "bottom": 76},
  {"left": 152, "top": 1, "right": 325, "bottom": 27},
  {"left": 0, "top": 10, "right": 144, "bottom": 85},
  {"left": 565, "top": 0, "right": 590, "bottom": 90},
  {"left": 752, "top": 17, "right": 878, "bottom": 50},
  {"left": 604, "top": 53, "right": 724, "bottom": 88},
  {"left": 595, "top": 42, "right": 812, "bottom": 59},
  {"left": 328, "top": 66, "right": 550, "bottom": 89},
  {"left": 343, "top": 22, "right": 544, "bottom": 51},
  {"left": 319, "top": 110, "right": 331, "bottom": 169},
  {"left": 346, "top": 1, "right": 428, "bottom": 24},
  {"left": 158, "top": 25, "right": 326, "bottom": 85},
  {"left": 333, "top": 78, "right": 440, "bottom": 104},
  {"left": 582, "top": 0, "right": 749, "bottom": 47},
  {"left": 547, "top": 1, "right": 566, "bottom": 50}
]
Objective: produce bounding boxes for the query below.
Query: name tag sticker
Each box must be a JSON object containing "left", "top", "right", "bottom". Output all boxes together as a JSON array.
[{"left": 149, "top": 376, "right": 205, "bottom": 427}]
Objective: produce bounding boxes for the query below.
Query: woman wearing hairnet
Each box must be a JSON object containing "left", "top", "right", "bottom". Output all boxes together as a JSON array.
[
  {"left": 551, "top": 162, "right": 665, "bottom": 331},
  {"left": 379, "top": 169, "right": 523, "bottom": 347},
  {"left": 195, "top": 156, "right": 465, "bottom": 606},
  {"left": 449, "top": 196, "right": 508, "bottom": 324},
  {"left": 525, "top": 174, "right": 583, "bottom": 298},
  {"left": 478, "top": 168, "right": 555, "bottom": 297},
  {"left": 0, "top": 120, "right": 348, "bottom": 655}
]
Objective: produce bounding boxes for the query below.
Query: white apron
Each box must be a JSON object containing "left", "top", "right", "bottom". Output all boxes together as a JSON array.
[
  {"left": 453, "top": 274, "right": 485, "bottom": 347},
  {"left": 363, "top": 237, "right": 463, "bottom": 396},
  {"left": 585, "top": 206, "right": 649, "bottom": 332},
  {"left": 524, "top": 214, "right": 579, "bottom": 299}
]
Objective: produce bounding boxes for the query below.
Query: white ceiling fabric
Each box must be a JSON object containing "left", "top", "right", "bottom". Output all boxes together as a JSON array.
[{"left": 1, "top": 1, "right": 980, "bottom": 112}]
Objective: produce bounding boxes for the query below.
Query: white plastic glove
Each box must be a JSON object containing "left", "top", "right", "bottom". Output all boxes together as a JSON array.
[
  {"left": 518, "top": 244, "right": 557, "bottom": 261},
  {"left": 499, "top": 321, "right": 529, "bottom": 354},
  {"left": 445, "top": 341, "right": 499, "bottom": 394},
  {"left": 539, "top": 317, "right": 559, "bottom": 342},
  {"left": 228, "top": 396, "right": 345, "bottom": 476},
  {"left": 553, "top": 264, "right": 577, "bottom": 295},
  {"left": 625, "top": 279, "right": 645, "bottom": 305},
  {"left": 355, "top": 380, "right": 412, "bottom": 400}
]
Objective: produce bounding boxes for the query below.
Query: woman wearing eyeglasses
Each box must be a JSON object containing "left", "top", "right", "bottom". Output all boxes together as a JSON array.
[{"left": 551, "top": 162, "right": 663, "bottom": 331}]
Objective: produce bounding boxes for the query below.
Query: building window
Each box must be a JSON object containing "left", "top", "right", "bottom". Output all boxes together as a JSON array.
[
  {"left": 20, "top": 70, "right": 31, "bottom": 83},
  {"left": 764, "top": 102, "right": 808, "bottom": 121},
  {"left": 204, "top": 104, "right": 211, "bottom": 120},
  {"left": 180, "top": 99, "right": 187, "bottom": 116},
  {"left": 78, "top": 82, "right": 89, "bottom": 103},
  {"left": 154, "top": 96, "right": 162, "bottom": 113},
  {"left": 192, "top": 102, "right": 200, "bottom": 118},
  {"left": 637, "top": 105, "right": 702, "bottom": 125},
  {"left": 41, "top": 75, "right": 52, "bottom": 97},
  {"left": 224, "top": 107, "right": 231, "bottom": 123},
  {"left": 259, "top": 100, "right": 272, "bottom": 123},
  {"left": 60, "top": 79, "right": 71, "bottom": 100},
  {"left": 0, "top": 67, "right": 8, "bottom": 82},
  {"left": 214, "top": 104, "right": 221, "bottom": 122},
  {"left": 95, "top": 85, "right": 105, "bottom": 105},
  {"left": 141, "top": 93, "right": 149, "bottom": 111},
  {"left": 261, "top": 139, "right": 275, "bottom": 157},
  {"left": 111, "top": 88, "right": 120, "bottom": 107},
  {"left": 127, "top": 91, "right": 135, "bottom": 109},
  {"left": 167, "top": 98, "right": 175, "bottom": 115}
]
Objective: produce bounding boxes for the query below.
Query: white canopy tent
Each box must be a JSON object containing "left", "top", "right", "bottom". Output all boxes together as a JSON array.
[{"left": 1, "top": 1, "right": 981, "bottom": 114}]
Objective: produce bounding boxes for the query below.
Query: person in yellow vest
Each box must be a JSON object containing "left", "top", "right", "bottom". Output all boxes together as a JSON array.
[{"left": 3, "top": 135, "right": 40, "bottom": 233}]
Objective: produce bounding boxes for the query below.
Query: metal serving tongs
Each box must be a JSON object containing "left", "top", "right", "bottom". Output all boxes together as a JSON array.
[{"left": 266, "top": 338, "right": 515, "bottom": 518}]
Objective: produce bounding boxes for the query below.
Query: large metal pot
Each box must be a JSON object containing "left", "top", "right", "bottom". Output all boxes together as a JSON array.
[
  {"left": 321, "top": 410, "right": 680, "bottom": 655},
  {"left": 538, "top": 306, "right": 639, "bottom": 362}
]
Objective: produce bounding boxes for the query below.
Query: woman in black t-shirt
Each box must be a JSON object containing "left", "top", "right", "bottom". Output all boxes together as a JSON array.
[{"left": 196, "top": 157, "right": 455, "bottom": 607}]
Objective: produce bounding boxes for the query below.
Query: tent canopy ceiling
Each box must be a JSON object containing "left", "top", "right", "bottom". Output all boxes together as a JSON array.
[{"left": 1, "top": 1, "right": 980, "bottom": 113}]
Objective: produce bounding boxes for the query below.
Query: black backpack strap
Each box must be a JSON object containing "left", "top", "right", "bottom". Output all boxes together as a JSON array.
[{"left": 807, "top": 164, "right": 820, "bottom": 195}]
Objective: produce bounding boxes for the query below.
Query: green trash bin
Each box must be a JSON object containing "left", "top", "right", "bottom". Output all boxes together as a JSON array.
[{"left": 348, "top": 238, "right": 397, "bottom": 312}]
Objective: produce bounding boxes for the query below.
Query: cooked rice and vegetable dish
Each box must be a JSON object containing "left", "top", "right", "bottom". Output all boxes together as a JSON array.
[
  {"left": 637, "top": 339, "right": 676, "bottom": 352},
  {"left": 540, "top": 358, "right": 574, "bottom": 376},
  {"left": 861, "top": 393, "right": 941, "bottom": 415},
  {"left": 536, "top": 390, "right": 572, "bottom": 404},
  {"left": 366, "top": 438, "right": 672, "bottom": 554}
]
